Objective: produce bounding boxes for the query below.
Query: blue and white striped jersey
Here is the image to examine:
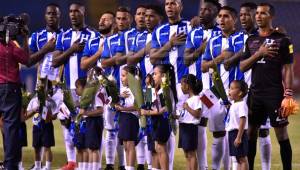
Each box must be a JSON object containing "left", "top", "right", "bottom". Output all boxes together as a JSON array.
[
  {"left": 130, "top": 30, "right": 153, "bottom": 87},
  {"left": 203, "top": 32, "right": 239, "bottom": 91},
  {"left": 116, "top": 28, "right": 140, "bottom": 54},
  {"left": 55, "top": 27, "right": 98, "bottom": 89},
  {"left": 227, "top": 30, "right": 258, "bottom": 87},
  {"left": 101, "top": 32, "right": 124, "bottom": 88},
  {"left": 29, "top": 28, "right": 63, "bottom": 81},
  {"left": 82, "top": 35, "right": 112, "bottom": 75},
  {"left": 152, "top": 20, "right": 192, "bottom": 84},
  {"left": 185, "top": 25, "right": 221, "bottom": 89}
]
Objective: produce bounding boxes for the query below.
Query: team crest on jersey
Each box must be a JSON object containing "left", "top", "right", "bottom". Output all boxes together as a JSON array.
[{"left": 178, "top": 26, "right": 187, "bottom": 35}]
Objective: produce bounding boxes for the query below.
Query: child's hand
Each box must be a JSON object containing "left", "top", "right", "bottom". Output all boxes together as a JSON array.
[
  {"left": 234, "top": 137, "right": 242, "bottom": 147},
  {"left": 114, "top": 104, "right": 123, "bottom": 111},
  {"left": 183, "top": 102, "right": 189, "bottom": 110},
  {"left": 140, "top": 109, "right": 148, "bottom": 116},
  {"left": 120, "top": 90, "right": 130, "bottom": 98}
]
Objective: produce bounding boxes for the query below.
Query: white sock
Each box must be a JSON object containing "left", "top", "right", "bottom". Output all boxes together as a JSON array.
[
  {"left": 117, "top": 137, "right": 125, "bottom": 166},
  {"left": 151, "top": 168, "right": 161, "bottom": 170},
  {"left": 83, "top": 162, "right": 88, "bottom": 170},
  {"left": 167, "top": 132, "right": 176, "bottom": 170},
  {"left": 136, "top": 138, "right": 146, "bottom": 164},
  {"left": 105, "top": 131, "right": 117, "bottom": 164},
  {"left": 99, "top": 137, "right": 104, "bottom": 169},
  {"left": 211, "top": 136, "right": 225, "bottom": 170},
  {"left": 231, "top": 156, "right": 238, "bottom": 170},
  {"left": 63, "top": 125, "right": 76, "bottom": 162},
  {"left": 126, "top": 166, "right": 135, "bottom": 170},
  {"left": 197, "top": 126, "right": 208, "bottom": 170},
  {"left": 88, "top": 163, "right": 93, "bottom": 170},
  {"left": 35, "top": 161, "right": 41, "bottom": 169},
  {"left": 92, "top": 162, "right": 100, "bottom": 170},
  {"left": 78, "top": 162, "right": 83, "bottom": 170},
  {"left": 259, "top": 135, "right": 271, "bottom": 170},
  {"left": 18, "top": 161, "right": 23, "bottom": 169},
  {"left": 45, "top": 161, "right": 51, "bottom": 169},
  {"left": 223, "top": 133, "right": 230, "bottom": 170},
  {"left": 147, "top": 165, "right": 152, "bottom": 170}
]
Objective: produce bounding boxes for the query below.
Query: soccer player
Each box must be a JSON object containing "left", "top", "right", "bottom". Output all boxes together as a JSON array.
[
  {"left": 150, "top": 0, "right": 192, "bottom": 169},
  {"left": 240, "top": 3, "right": 294, "bottom": 170},
  {"left": 184, "top": 1, "right": 221, "bottom": 169},
  {"left": 127, "top": 5, "right": 164, "bottom": 170},
  {"left": 100, "top": 6, "right": 132, "bottom": 170},
  {"left": 28, "top": 3, "right": 64, "bottom": 170},
  {"left": 223, "top": 3, "right": 272, "bottom": 169},
  {"left": 52, "top": 3, "right": 98, "bottom": 170},
  {"left": 202, "top": 6, "right": 240, "bottom": 170}
]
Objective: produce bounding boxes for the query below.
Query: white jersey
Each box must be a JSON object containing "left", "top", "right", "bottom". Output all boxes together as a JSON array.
[
  {"left": 225, "top": 100, "right": 248, "bottom": 131},
  {"left": 177, "top": 95, "right": 202, "bottom": 124}
]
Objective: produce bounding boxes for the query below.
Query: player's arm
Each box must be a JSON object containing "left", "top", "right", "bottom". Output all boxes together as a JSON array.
[
  {"left": 52, "top": 39, "right": 86, "bottom": 68},
  {"left": 141, "top": 107, "right": 167, "bottom": 116},
  {"left": 240, "top": 41, "right": 278, "bottom": 72},
  {"left": 81, "top": 42, "right": 104, "bottom": 70},
  {"left": 150, "top": 33, "right": 186, "bottom": 64},
  {"left": 223, "top": 50, "right": 240, "bottom": 71},
  {"left": 127, "top": 42, "right": 151, "bottom": 65},
  {"left": 184, "top": 41, "right": 207, "bottom": 66},
  {"left": 115, "top": 52, "right": 131, "bottom": 66},
  {"left": 282, "top": 38, "right": 294, "bottom": 95}
]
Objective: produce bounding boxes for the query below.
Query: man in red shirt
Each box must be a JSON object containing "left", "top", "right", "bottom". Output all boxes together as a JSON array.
[{"left": 0, "top": 23, "right": 45, "bottom": 170}]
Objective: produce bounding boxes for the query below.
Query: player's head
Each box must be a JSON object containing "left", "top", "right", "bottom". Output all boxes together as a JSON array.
[
  {"left": 116, "top": 6, "right": 132, "bottom": 31},
  {"left": 98, "top": 11, "right": 115, "bottom": 35},
  {"left": 165, "top": 0, "right": 183, "bottom": 21},
  {"left": 229, "top": 80, "right": 248, "bottom": 101},
  {"left": 240, "top": 2, "right": 257, "bottom": 30},
  {"left": 135, "top": 4, "right": 147, "bottom": 30},
  {"left": 256, "top": 3, "right": 275, "bottom": 28},
  {"left": 199, "top": 0, "right": 221, "bottom": 25},
  {"left": 181, "top": 74, "right": 203, "bottom": 95},
  {"left": 69, "top": 2, "right": 85, "bottom": 27},
  {"left": 218, "top": 6, "right": 237, "bottom": 32},
  {"left": 145, "top": 4, "right": 164, "bottom": 31},
  {"left": 75, "top": 77, "right": 87, "bottom": 96},
  {"left": 153, "top": 64, "right": 178, "bottom": 103},
  {"left": 45, "top": 3, "right": 61, "bottom": 28}
]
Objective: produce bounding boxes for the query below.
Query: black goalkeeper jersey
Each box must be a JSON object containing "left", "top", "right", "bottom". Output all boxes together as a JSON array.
[{"left": 241, "top": 31, "right": 294, "bottom": 95}]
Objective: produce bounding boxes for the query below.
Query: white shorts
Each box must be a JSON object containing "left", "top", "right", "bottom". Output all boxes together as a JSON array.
[
  {"left": 260, "top": 118, "right": 271, "bottom": 129},
  {"left": 104, "top": 105, "right": 117, "bottom": 130},
  {"left": 208, "top": 101, "right": 227, "bottom": 132}
]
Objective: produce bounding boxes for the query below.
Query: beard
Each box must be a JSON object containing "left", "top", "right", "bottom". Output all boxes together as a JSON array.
[{"left": 99, "top": 25, "right": 112, "bottom": 35}]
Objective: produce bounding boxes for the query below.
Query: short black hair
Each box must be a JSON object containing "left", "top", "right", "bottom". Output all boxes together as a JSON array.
[
  {"left": 204, "top": 0, "right": 222, "bottom": 12},
  {"left": 46, "top": 3, "right": 60, "bottom": 9},
  {"left": 75, "top": 77, "right": 87, "bottom": 88},
  {"left": 220, "top": 6, "right": 238, "bottom": 18},
  {"left": 146, "top": 4, "right": 164, "bottom": 17},
  {"left": 136, "top": 4, "right": 148, "bottom": 11},
  {"left": 258, "top": 2, "right": 275, "bottom": 16},
  {"left": 70, "top": 2, "right": 84, "bottom": 7},
  {"left": 102, "top": 11, "right": 115, "bottom": 17},
  {"left": 240, "top": 2, "right": 257, "bottom": 10},
  {"left": 116, "top": 6, "right": 131, "bottom": 13},
  {"left": 232, "top": 80, "right": 248, "bottom": 98}
]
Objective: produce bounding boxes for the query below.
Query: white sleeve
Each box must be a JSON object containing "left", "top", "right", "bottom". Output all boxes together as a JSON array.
[
  {"left": 190, "top": 96, "right": 202, "bottom": 111},
  {"left": 238, "top": 102, "right": 248, "bottom": 118}
]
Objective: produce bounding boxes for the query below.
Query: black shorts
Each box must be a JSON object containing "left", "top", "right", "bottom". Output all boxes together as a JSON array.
[
  {"left": 178, "top": 123, "right": 198, "bottom": 151},
  {"left": 85, "top": 116, "right": 103, "bottom": 150},
  {"left": 19, "top": 122, "right": 27, "bottom": 147},
  {"left": 32, "top": 120, "right": 55, "bottom": 148},
  {"left": 151, "top": 115, "right": 171, "bottom": 144},
  {"left": 228, "top": 130, "right": 248, "bottom": 157},
  {"left": 248, "top": 93, "right": 288, "bottom": 127},
  {"left": 118, "top": 112, "right": 139, "bottom": 144}
]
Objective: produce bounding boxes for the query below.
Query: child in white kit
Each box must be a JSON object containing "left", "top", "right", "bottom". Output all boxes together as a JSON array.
[{"left": 226, "top": 80, "right": 249, "bottom": 170}]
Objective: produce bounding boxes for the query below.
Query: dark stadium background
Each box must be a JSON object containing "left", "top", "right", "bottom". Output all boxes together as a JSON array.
[{"left": 1, "top": 0, "right": 299, "bottom": 94}]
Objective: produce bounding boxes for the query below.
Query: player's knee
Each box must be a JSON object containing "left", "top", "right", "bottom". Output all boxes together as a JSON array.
[
  {"left": 274, "top": 126, "right": 289, "bottom": 141},
  {"left": 259, "top": 129, "right": 269, "bottom": 138}
]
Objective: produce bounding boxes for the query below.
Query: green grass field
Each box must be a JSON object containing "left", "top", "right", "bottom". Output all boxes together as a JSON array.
[{"left": 1, "top": 111, "right": 300, "bottom": 169}]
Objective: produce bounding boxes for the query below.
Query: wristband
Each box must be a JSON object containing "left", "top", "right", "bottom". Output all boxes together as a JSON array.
[{"left": 284, "top": 88, "right": 293, "bottom": 97}]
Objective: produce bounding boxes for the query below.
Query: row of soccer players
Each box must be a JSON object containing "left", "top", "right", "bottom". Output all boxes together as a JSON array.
[{"left": 24, "top": 0, "right": 294, "bottom": 169}]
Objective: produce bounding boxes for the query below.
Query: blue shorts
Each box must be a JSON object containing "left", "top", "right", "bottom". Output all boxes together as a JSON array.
[
  {"left": 151, "top": 115, "right": 171, "bottom": 144},
  {"left": 178, "top": 123, "right": 198, "bottom": 151},
  {"left": 85, "top": 116, "right": 103, "bottom": 150},
  {"left": 118, "top": 112, "right": 139, "bottom": 144},
  {"left": 32, "top": 120, "right": 55, "bottom": 148},
  {"left": 19, "top": 122, "right": 27, "bottom": 147},
  {"left": 228, "top": 130, "right": 248, "bottom": 157}
]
